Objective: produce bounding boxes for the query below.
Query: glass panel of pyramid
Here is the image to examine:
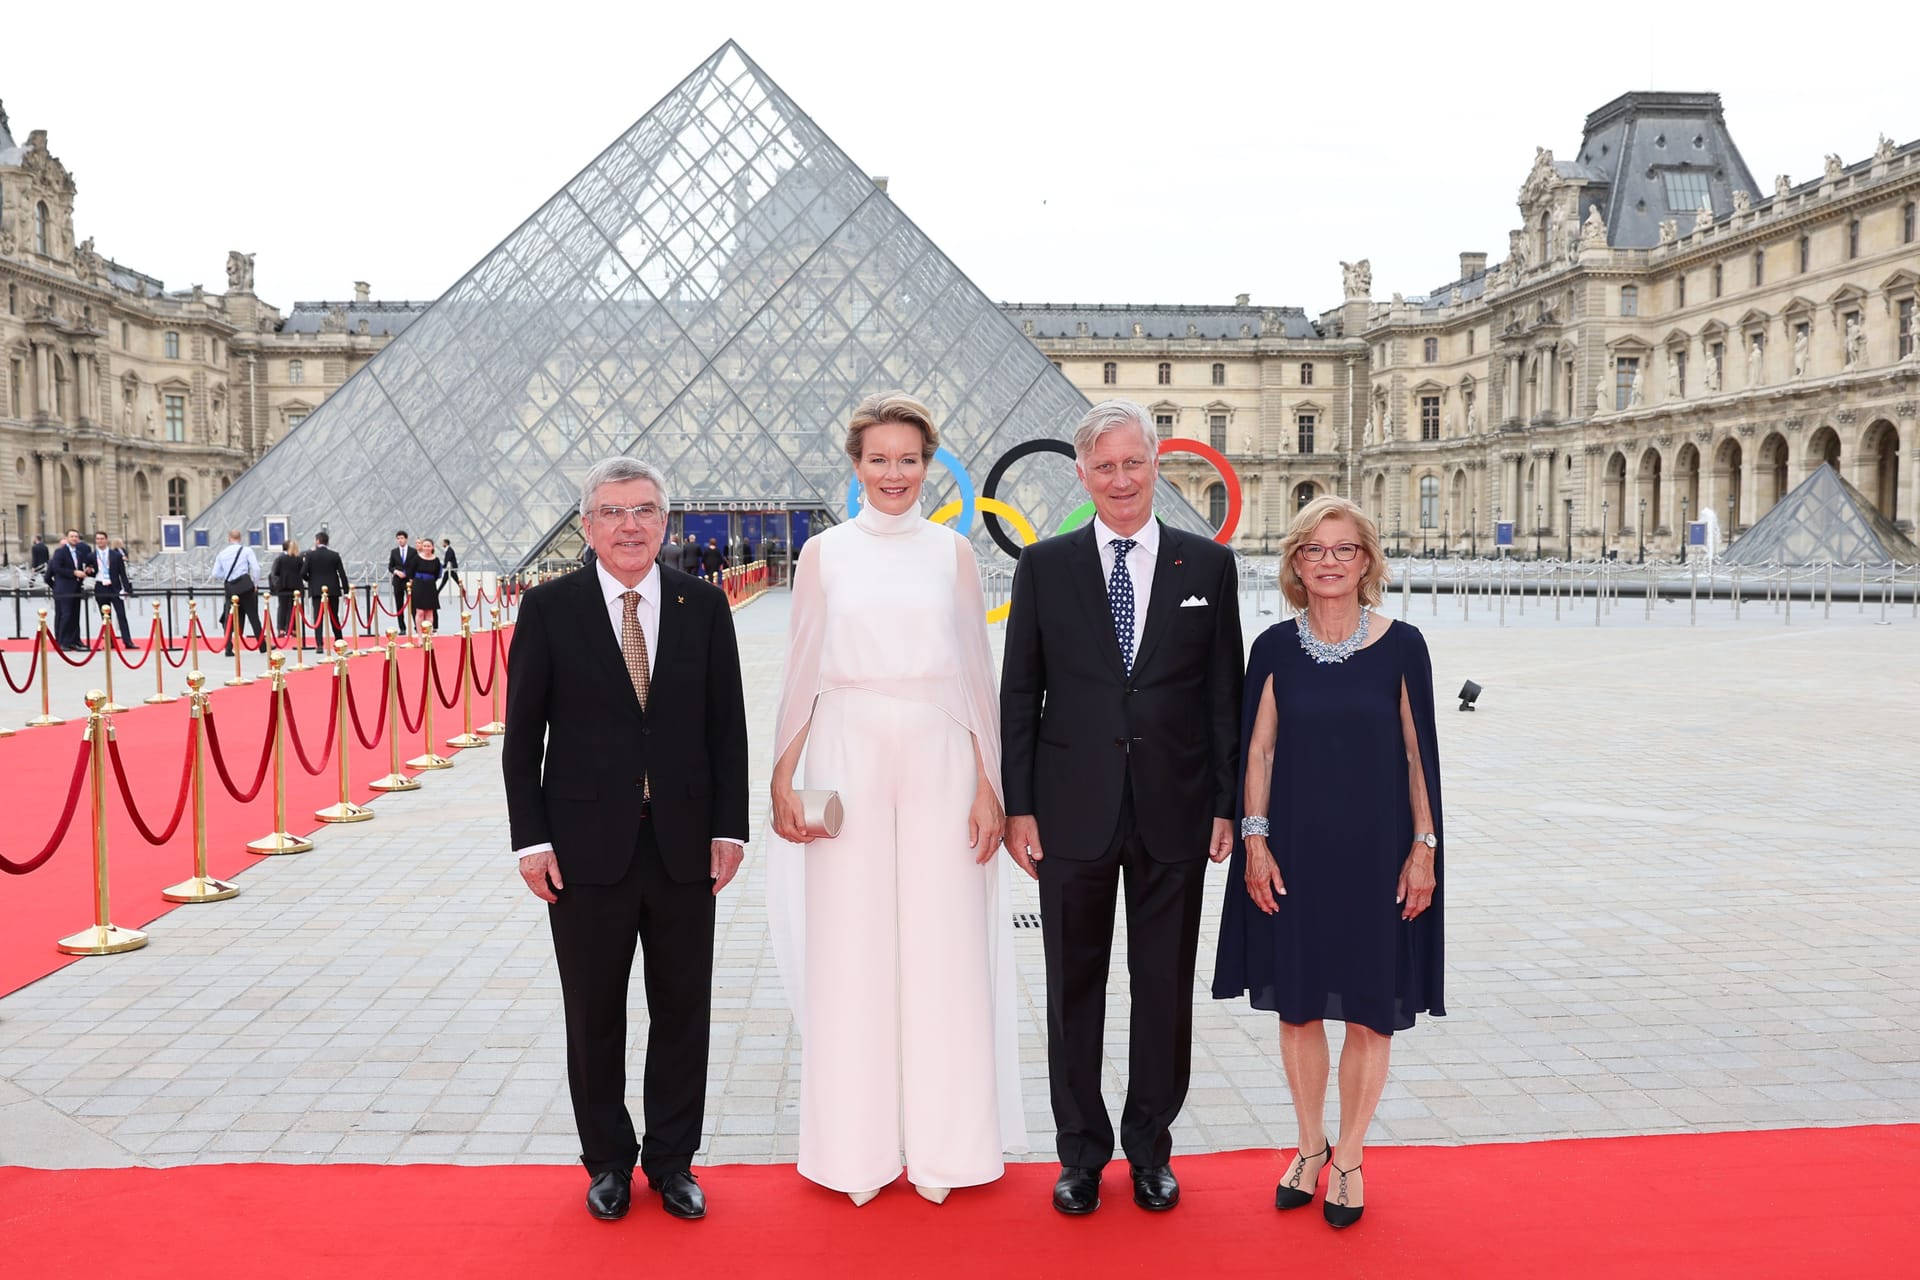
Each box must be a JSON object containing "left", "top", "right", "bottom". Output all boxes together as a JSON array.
[
  {"left": 182, "top": 41, "right": 1210, "bottom": 573},
  {"left": 1724, "top": 462, "right": 1920, "bottom": 566}
]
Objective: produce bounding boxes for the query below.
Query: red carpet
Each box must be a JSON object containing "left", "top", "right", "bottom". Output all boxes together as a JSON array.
[
  {"left": 0, "top": 1129, "right": 1912, "bottom": 1276},
  {"left": 0, "top": 630, "right": 509, "bottom": 997}
]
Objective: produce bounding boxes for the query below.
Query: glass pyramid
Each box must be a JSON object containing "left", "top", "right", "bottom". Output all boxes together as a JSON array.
[
  {"left": 183, "top": 41, "right": 1208, "bottom": 572},
  {"left": 1723, "top": 462, "right": 1920, "bottom": 566}
]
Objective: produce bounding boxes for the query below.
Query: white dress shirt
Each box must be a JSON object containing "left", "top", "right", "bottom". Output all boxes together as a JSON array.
[
  {"left": 212, "top": 542, "right": 260, "bottom": 585},
  {"left": 1091, "top": 513, "right": 1159, "bottom": 668},
  {"left": 514, "top": 559, "right": 742, "bottom": 860}
]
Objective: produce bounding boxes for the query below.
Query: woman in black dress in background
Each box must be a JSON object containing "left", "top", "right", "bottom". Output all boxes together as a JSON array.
[
  {"left": 405, "top": 536, "right": 442, "bottom": 634},
  {"left": 1213, "top": 495, "right": 1444, "bottom": 1229}
]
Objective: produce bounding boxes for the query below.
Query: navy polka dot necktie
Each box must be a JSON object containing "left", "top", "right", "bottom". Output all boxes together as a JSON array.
[{"left": 1108, "top": 538, "right": 1137, "bottom": 676}]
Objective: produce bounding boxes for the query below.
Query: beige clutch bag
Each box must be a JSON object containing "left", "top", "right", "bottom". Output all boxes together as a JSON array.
[{"left": 796, "top": 789, "right": 844, "bottom": 839}]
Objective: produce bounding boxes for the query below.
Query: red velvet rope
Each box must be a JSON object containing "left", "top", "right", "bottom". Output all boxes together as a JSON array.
[
  {"left": 344, "top": 658, "right": 390, "bottom": 750},
  {"left": 429, "top": 640, "right": 462, "bottom": 710},
  {"left": 281, "top": 677, "right": 340, "bottom": 776},
  {"left": 0, "top": 739, "right": 93, "bottom": 875},
  {"left": 114, "top": 620, "right": 159, "bottom": 671},
  {"left": 52, "top": 626, "right": 107, "bottom": 666},
  {"left": 0, "top": 638, "right": 37, "bottom": 694},
  {"left": 396, "top": 650, "right": 428, "bottom": 734},
  {"left": 106, "top": 721, "right": 198, "bottom": 846},
  {"left": 468, "top": 629, "right": 497, "bottom": 698},
  {"left": 203, "top": 697, "right": 279, "bottom": 803}
]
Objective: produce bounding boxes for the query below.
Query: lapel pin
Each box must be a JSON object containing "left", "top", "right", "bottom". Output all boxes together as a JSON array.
[
  {"left": 676, "top": 595, "right": 685, "bottom": 604},
  {"left": 1174, "top": 559, "right": 1183, "bottom": 566}
]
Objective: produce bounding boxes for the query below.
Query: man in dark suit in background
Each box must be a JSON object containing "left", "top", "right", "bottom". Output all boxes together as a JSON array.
[
  {"left": 1000, "top": 399, "right": 1244, "bottom": 1218},
  {"left": 30, "top": 534, "right": 50, "bottom": 583},
  {"left": 93, "top": 531, "right": 134, "bottom": 647},
  {"left": 303, "top": 531, "right": 350, "bottom": 651},
  {"left": 699, "top": 538, "right": 724, "bottom": 581},
  {"left": 48, "top": 529, "right": 95, "bottom": 650},
  {"left": 504, "top": 456, "right": 749, "bottom": 1224},
  {"left": 386, "top": 531, "right": 410, "bottom": 635},
  {"left": 659, "top": 533, "right": 684, "bottom": 573}
]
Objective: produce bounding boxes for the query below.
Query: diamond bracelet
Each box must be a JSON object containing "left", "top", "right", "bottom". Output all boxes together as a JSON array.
[{"left": 1240, "top": 816, "right": 1270, "bottom": 838}]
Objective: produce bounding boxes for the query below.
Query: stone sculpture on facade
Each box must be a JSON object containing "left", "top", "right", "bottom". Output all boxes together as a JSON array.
[
  {"left": 1658, "top": 218, "right": 1678, "bottom": 245},
  {"left": 1694, "top": 201, "right": 1715, "bottom": 231},
  {"left": 225, "top": 252, "right": 255, "bottom": 292},
  {"left": 1666, "top": 353, "right": 1681, "bottom": 399},
  {"left": 1341, "top": 259, "right": 1372, "bottom": 298},
  {"left": 1793, "top": 329, "right": 1810, "bottom": 378},
  {"left": 1705, "top": 350, "right": 1722, "bottom": 394},
  {"left": 1627, "top": 364, "right": 1644, "bottom": 408},
  {"left": 1844, "top": 315, "right": 1865, "bottom": 371},
  {"left": 1875, "top": 134, "right": 1897, "bottom": 165},
  {"left": 1580, "top": 205, "right": 1608, "bottom": 248},
  {"left": 1824, "top": 153, "right": 1845, "bottom": 181},
  {"left": 1748, "top": 338, "right": 1765, "bottom": 387},
  {"left": 1732, "top": 189, "right": 1752, "bottom": 213},
  {"left": 1775, "top": 174, "right": 1794, "bottom": 199}
]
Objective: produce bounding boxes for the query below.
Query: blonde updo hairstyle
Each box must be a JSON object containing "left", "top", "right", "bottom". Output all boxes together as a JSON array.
[
  {"left": 845, "top": 391, "right": 939, "bottom": 464},
  {"left": 1279, "top": 495, "right": 1391, "bottom": 610}
]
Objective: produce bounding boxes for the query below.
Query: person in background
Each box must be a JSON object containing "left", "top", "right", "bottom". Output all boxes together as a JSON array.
[
  {"left": 700, "top": 538, "right": 725, "bottom": 581},
  {"left": 406, "top": 535, "right": 443, "bottom": 634},
  {"left": 30, "top": 533, "right": 50, "bottom": 584},
  {"left": 269, "top": 539, "right": 306, "bottom": 643},
  {"left": 303, "top": 531, "right": 350, "bottom": 651},
  {"left": 94, "top": 531, "right": 134, "bottom": 647},
  {"left": 48, "top": 529, "right": 94, "bottom": 650},
  {"left": 441, "top": 538, "right": 462, "bottom": 606},
  {"left": 212, "top": 530, "right": 263, "bottom": 658},
  {"left": 388, "top": 531, "right": 411, "bottom": 636}
]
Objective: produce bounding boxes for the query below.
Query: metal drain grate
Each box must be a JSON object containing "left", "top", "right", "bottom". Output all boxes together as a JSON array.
[{"left": 1012, "top": 912, "right": 1042, "bottom": 929}]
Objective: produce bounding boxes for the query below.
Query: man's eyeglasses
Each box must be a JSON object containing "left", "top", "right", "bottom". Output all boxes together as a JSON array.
[
  {"left": 591, "top": 504, "right": 663, "bottom": 524},
  {"left": 1297, "top": 542, "right": 1362, "bottom": 562}
]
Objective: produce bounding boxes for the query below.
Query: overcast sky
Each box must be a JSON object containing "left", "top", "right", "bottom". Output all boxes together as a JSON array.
[{"left": 7, "top": 1, "right": 1914, "bottom": 317}]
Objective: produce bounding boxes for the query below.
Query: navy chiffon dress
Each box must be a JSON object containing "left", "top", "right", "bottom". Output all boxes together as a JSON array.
[{"left": 1211, "top": 616, "right": 1446, "bottom": 1036}]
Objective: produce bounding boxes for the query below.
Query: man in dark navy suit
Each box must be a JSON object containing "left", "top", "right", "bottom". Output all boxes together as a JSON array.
[{"left": 48, "top": 529, "right": 97, "bottom": 650}]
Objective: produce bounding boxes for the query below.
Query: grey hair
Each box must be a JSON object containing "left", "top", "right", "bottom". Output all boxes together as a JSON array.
[
  {"left": 580, "top": 456, "right": 671, "bottom": 518},
  {"left": 1072, "top": 399, "right": 1158, "bottom": 462}
]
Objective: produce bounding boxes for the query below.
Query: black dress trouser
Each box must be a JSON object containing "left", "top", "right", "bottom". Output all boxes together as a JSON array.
[
  {"left": 1038, "top": 791, "right": 1207, "bottom": 1171},
  {"left": 391, "top": 581, "right": 409, "bottom": 634},
  {"left": 547, "top": 818, "right": 715, "bottom": 1180},
  {"left": 308, "top": 595, "right": 342, "bottom": 650}
]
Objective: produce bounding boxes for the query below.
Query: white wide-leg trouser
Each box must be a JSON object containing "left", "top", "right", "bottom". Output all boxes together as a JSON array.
[{"left": 797, "top": 688, "right": 1003, "bottom": 1193}]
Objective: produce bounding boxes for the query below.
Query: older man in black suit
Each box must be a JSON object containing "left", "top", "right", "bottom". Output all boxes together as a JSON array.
[
  {"left": 48, "top": 529, "right": 96, "bottom": 650},
  {"left": 302, "top": 531, "right": 350, "bottom": 651},
  {"left": 503, "top": 456, "right": 749, "bottom": 1224},
  {"left": 1000, "top": 399, "right": 1244, "bottom": 1217}
]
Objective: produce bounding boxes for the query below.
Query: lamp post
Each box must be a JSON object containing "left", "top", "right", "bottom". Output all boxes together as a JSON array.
[
  {"left": 1471, "top": 506, "right": 1478, "bottom": 559},
  {"left": 1443, "top": 507, "right": 1451, "bottom": 559},
  {"left": 1726, "top": 493, "right": 1736, "bottom": 548},
  {"left": 1680, "top": 495, "right": 1690, "bottom": 563},
  {"left": 1, "top": 510, "right": 9, "bottom": 567},
  {"left": 1535, "top": 502, "right": 1544, "bottom": 560},
  {"left": 1637, "top": 497, "right": 1647, "bottom": 563},
  {"left": 1601, "top": 498, "right": 1610, "bottom": 561},
  {"left": 1564, "top": 497, "right": 1573, "bottom": 560}
]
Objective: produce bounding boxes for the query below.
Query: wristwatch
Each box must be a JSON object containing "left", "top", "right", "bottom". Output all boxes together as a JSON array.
[{"left": 1414, "top": 832, "right": 1437, "bottom": 849}]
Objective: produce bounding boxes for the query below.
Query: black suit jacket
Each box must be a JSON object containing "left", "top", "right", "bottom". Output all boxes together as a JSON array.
[
  {"left": 106, "top": 549, "right": 131, "bottom": 596},
  {"left": 48, "top": 543, "right": 94, "bottom": 597},
  {"left": 387, "top": 546, "right": 409, "bottom": 589},
  {"left": 303, "top": 546, "right": 349, "bottom": 599},
  {"left": 502, "top": 564, "right": 749, "bottom": 886},
  {"left": 1000, "top": 521, "right": 1243, "bottom": 863}
]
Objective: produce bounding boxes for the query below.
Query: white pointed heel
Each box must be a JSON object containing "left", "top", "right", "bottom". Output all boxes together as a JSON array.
[
  {"left": 848, "top": 1189, "right": 879, "bottom": 1207},
  {"left": 914, "top": 1184, "right": 950, "bottom": 1205}
]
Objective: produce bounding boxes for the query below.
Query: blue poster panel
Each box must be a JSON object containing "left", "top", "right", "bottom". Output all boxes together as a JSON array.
[
  {"left": 1495, "top": 521, "right": 1515, "bottom": 547},
  {"left": 160, "top": 517, "right": 185, "bottom": 553}
]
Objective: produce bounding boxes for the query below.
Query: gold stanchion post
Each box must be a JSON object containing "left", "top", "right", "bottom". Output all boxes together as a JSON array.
[
  {"left": 405, "top": 624, "right": 453, "bottom": 771},
  {"left": 99, "top": 607, "right": 128, "bottom": 714},
  {"left": 245, "top": 654, "right": 313, "bottom": 854},
  {"left": 446, "top": 611, "right": 488, "bottom": 749},
  {"left": 163, "top": 673, "right": 239, "bottom": 901},
  {"left": 225, "top": 595, "right": 253, "bottom": 687},
  {"left": 145, "top": 602, "right": 177, "bottom": 705},
  {"left": 287, "top": 589, "right": 311, "bottom": 671},
  {"left": 55, "top": 691, "right": 148, "bottom": 955},
  {"left": 27, "top": 608, "right": 64, "bottom": 728},
  {"left": 182, "top": 599, "right": 202, "bottom": 695},
  {"left": 369, "top": 631, "right": 421, "bottom": 793},
  {"left": 315, "top": 640, "right": 374, "bottom": 822},
  {"left": 478, "top": 606, "right": 505, "bottom": 735}
]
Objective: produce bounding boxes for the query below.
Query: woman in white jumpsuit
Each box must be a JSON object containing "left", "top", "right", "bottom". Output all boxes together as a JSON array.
[{"left": 767, "top": 392, "right": 1026, "bottom": 1205}]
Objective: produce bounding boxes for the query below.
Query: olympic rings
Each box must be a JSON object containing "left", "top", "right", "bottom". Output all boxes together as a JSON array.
[
  {"left": 931, "top": 497, "right": 1037, "bottom": 624},
  {"left": 846, "top": 434, "right": 1245, "bottom": 559},
  {"left": 847, "top": 445, "right": 976, "bottom": 532}
]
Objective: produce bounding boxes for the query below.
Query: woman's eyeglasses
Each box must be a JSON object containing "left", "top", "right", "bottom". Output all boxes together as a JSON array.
[{"left": 1297, "top": 542, "right": 1362, "bottom": 563}]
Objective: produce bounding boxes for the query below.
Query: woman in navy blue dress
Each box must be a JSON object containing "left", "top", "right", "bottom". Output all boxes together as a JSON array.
[{"left": 1213, "top": 496, "right": 1444, "bottom": 1229}]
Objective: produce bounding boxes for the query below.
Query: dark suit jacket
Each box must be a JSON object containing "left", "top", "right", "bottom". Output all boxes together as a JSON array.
[
  {"left": 387, "top": 546, "right": 409, "bottom": 589},
  {"left": 699, "top": 545, "right": 724, "bottom": 574},
  {"left": 1000, "top": 521, "right": 1243, "bottom": 863},
  {"left": 106, "top": 548, "right": 131, "bottom": 596},
  {"left": 268, "top": 552, "right": 306, "bottom": 596},
  {"left": 658, "top": 542, "right": 682, "bottom": 572},
  {"left": 48, "top": 543, "right": 95, "bottom": 597},
  {"left": 303, "top": 546, "right": 349, "bottom": 599},
  {"left": 502, "top": 564, "right": 749, "bottom": 886},
  {"left": 30, "top": 542, "right": 50, "bottom": 572}
]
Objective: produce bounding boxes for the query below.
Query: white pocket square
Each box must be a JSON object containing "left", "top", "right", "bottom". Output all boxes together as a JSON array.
[{"left": 1179, "top": 595, "right": 1208, "bottom": 607}]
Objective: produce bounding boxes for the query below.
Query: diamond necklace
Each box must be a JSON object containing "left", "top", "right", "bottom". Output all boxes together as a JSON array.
[{"left": 1297, "top": 607, "right": 1371, "bottom": 664}]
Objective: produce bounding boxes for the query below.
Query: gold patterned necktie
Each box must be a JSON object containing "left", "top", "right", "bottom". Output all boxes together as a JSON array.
[{"left": 621, "top": 591, "right": 651, "bottom": 801}]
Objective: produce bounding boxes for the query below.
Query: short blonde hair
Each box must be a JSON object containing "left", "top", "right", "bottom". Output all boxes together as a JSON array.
[
  {"left": 1279, "top": 496, "right": 1390, "bottom": 609},
  {"left": 845, "top": 391, "right": 938, "bottom": 463}
]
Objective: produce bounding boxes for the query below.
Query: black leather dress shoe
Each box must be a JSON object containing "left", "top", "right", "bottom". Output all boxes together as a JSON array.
[
  {"left": 586, "top": 1169, "right": 631, "bottom": 1220},
  {"left": 1131, "top": 1163, "right": 1179, "bottom": 1211},
  {"left": 648, "top": 1169, "right": 706, "bottom": 1220},
  {"left": 1052, "top": 1166, "right": 1100, "bottom": 1215}
]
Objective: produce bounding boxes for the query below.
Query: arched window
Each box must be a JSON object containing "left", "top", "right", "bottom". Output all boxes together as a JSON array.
[
  {"left": 34, "top": 201, "right": 48, "bottom": 256},
  {"left": 1156, "top": 362, "right": 1171, "bottom": 386},
  {"left": 288, "top": 359, "right": 305, "bottom": 385},
  {"left": 1299, "top": 362, "right": 1314, "bottom": 386},
  {"left": 1295, "top": 482, "right": 1317, "bottom": 511},
  {"left": 1419, "top": 475, "right": 1439, "bottom": 528},
  {"left": 1102, "top": 361, "right": 1116, "bottom": 385},
  {"left": 1210, "top": 362, "right": 1225, "bottom": 386},
  {"left": 166, "top": 477, "right": 189, "bottom": 516},
  {"left": 1206, "top": 482, "right": 1227, "bottom": 529}
]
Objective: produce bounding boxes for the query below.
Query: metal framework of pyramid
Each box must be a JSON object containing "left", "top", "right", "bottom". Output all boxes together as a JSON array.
[
  {"left": 181, "top": 41, "right": 1207, "bottom": 573},
  {"left": 1723, "top": 463, "right": 1919, "bottom": 566}
]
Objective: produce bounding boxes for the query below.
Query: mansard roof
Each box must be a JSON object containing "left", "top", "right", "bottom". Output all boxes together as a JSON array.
[
  {"left": 1576, "top": 92, "right": 1760, "bottom": 249},
  {"left": 1000, "top": 301, "right": 1320, "bottom": 342}
]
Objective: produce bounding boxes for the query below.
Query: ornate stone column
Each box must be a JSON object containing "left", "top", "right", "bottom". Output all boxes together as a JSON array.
[
  {"left": 37, "top": 452, "right": 56, "bottom": 534},
  {"left": 32, "top": 342, "right": 52, "bottom": 416},
  {"left": 1736, "top": 427, "right": 1760, "bottom": 531},
  {"left": 79, "top": 457, "right": 96, "bottom": 531}
]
